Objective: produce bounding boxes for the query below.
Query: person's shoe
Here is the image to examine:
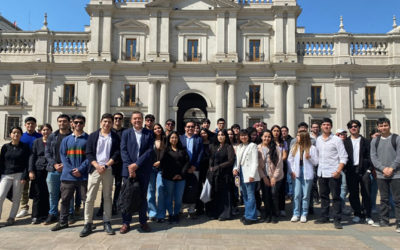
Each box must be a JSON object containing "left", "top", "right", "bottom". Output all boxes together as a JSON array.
[
  {"left": 279, "top": 210, "right": 286, "bottom": 217},
  {"left": 104, "top": 222, "right": 115, "bottom": 235},
  {"left": 334, "top": 220, "right": 343, "bottom": 229},
  {"left": 352, "top": 216, "right": 361, "bottom": 223},
  {"left": 366, "top": 218, "right": 374, "bottom": 225},
  {"left": 139, "top": 223, "right": 151, "bottom": 233},
  {"left": 187, "top": 212, "right": 197, "bottom": 220},
  {"left": 79, "top": 223, "right": 93, "bottom": 237},
  {"left": 5, "top": 218, "right": 15, "bottom": 226},
  {"left": 396, "top": 224, "right": 400, "bottom": 233},
  {"left": 372, "top": 220, "right": 389, "bottom": 227},
  {"left": 157, "top": 218, "right": 165, "bottom": 223},
  {"left": 314, "top": 218, "right": 330, "bottom": 224},
  {"left": 168, "top": 216, "right": 175, "bottom": 224},
  {"left": 16, "top": 209, "right": 28, "bottom": 218},
  {"left": 272, "top": 216, "right": 279, "bottom": 224},
  {"left": 119, "top": 224, "right": 130, "bottom": 234},
  {"left": 51, "top": 222, "right": 68, "bottom": 231},
  {"left": 300, "top": 216, "right": 307, "bottom": 223},
  {"left": 44, "top": 214, "right": 58, "bottom": 225},
  {"left": 290, "top": 216, "right": 299, "bottom": 222},
  {"left": 232, "top": 207, "right": 240, "bottom": 216},
  {"left": 242, "top": 218, "right": 257, "bottom": 225},
  {"left": 265, "top": 216, "right": 272, "bottom": 223},
  {"left": 68, "top": 214, "right": 76, "bottom": 225},
  {"left": 31, "top": 218, "right": 40, "bottom": 225}
]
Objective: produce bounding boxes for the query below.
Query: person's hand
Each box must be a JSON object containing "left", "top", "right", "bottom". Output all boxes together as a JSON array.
[
  {"left": 72, "top": 168, "right": 81, "bottom": 177},
  {"left": 96, "top": 165, "right": 106, "bottom": 174},
  {"left": 332, "top": 170, "right": 341, "bottom": 179},
  {"left": 29, "top": 172, "right": 35, "bottom": 181},
  {"left": 54, "top": 163, "right": 63, "bottom": 173},
  {"left": 173, "top": 175, "right": 182, "bottom": 180},
  {"left": 291, "top": 172, "right": 296, "bottom": 180},
  {"left": 383, "top": 167, "right": 394, "bottom": 178},
  {"left": 249, "top": 177, "right": 255, "bottom": 182},
  {"left": 129, "top": 171, "right": 136, "bottom": 178},
  {"left": 128, "top": 163, "right": 138, "bottom": 172},
  {"left": 20, "top": 179, "right": 26, "bottom": 185},
  {"left": 270, "top": 177, "right": 276, "bottom": 186},
  {"left": 187, "top": 166, "right": 196, "bottom": 174},
  {"left": 233, "top": 170, "right": 239, "bottom": 176},
  {"left": 153, "top": 161, "right": 160, "bottom": 168},
  {"left": 263, "top": 177, "right": 271, "bottom": 186}
]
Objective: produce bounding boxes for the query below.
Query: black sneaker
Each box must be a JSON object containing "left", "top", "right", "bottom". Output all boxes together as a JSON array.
[
  {"left": 242, "top": 218, "right": 257, "bottom": 225},
  {"left": 334, "top": 220, "right": 343, "bottom": 229},
  {"left": 31, "top": 218, "right": 40, "bottom": 225},
  {"left": 272, "top": 216, "right": 279, "bottom": 224},
  {"left": 44, "top": 214, "right": 58, "bottom": 225},
  {"left": 104, "top": 222, "right": 115, "bottom": 235},
  {"left": 80, "top": 223, "right": 93, "bottom": 237},
  {"left": 314, "top": 217, "right": 330, "bottom": 224},
  {"left": 51, "top": 222, "right": 68, "bottom": 231},
  {"left": 372, "top": 220, "right": 390, "bottom": 227}
]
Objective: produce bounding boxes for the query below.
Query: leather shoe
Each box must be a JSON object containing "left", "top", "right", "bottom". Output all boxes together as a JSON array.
[
  {"left": 119, "top": 224, "right": 130, "bottom": 234},
  {"left": 80, "top": 223, "right": 93, "bottom": 237},
  {"left": 104, "top": 222, "right": 115, "bottom": 235},
  {"left": 140, "top": 223, "right": 151, "bottom": 233}
]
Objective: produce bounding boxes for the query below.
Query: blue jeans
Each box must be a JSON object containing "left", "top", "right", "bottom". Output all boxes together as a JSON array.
[
  {"left": 370, "top": 175, "right": 378, "bottom": 211},
  {"left": 46, "top": 171, "right": 77, "bottom": 216},
  {"left": 147, "top": 167, "right": 158, "bottom": 218},
  {"left": 163, "top": 178, "right": 185, "bottom": 217},
  {"left": 293, "top": 167, "right": 313, "bottom": 217},
  {"left": 155, "top": 172, "right": 166, "bottom": 219},
  {"left": 340, "top": 172, "right": 348, "bottom": 208},
  {"left": 287, "top": 172, "right": 294, "bottom": 197},
  {"left": 240, "top": 171, "right": 257, "bottom": 220}
]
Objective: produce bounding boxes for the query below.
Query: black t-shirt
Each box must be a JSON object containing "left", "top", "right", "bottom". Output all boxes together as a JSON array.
[{"left": 55, "top": 133, "right": 68, "bottom": 164}]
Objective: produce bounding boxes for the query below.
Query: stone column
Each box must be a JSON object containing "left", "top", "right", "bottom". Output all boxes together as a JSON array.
[
  {"left": 159, "top": 11, "right": 170, "bottom": 60},
  {"left": 101, "top": 11, "right": 112, "bottom": 60},
  {"left": 100, "top": 80, "right": 110, "bottom": 116},
  {"left": 32, "top": 77, "right": 49, "bottom": 125},
  {"left": 216, "top": 12, "right": 225, "bottom": 57},
  {"left": 215, "top": 81, "right": 225, "bottom": 120},
  {"left": 88, "top": 80, "right": 99, "bottom": 133},
  {"left": 286, "top": 81, "right": 296, "bottom": 134},
  {"left": 390, "top": 81, "right": 400, "bottom": 133},
  {"left": 148, "top": 80, "right": 157, "bottom": 116},
  {"left": 274, "top": 82, "right": 284, "bottom": 125},
  {"left": 334, "top": 80, "right": 351, "bottom": 129},
  {"left": 148, "top": 12, "right": 158, "bottom": 57},
  {"left": 228, "top": 11, "right": 237, "bottom": 56},
  {"left": 227, "top": 81, "right": 236, "bottom": 127},
  {"left": 274, "top": 12, "right": 284, "bottom": 59},
  {"left": 159, "top": 80, "right": 169, "bottom": 125}
]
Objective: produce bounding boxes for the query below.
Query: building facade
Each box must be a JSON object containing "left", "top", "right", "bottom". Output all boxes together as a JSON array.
[{"left": 0, "top": 0, "right": 400, "bottom": 142}]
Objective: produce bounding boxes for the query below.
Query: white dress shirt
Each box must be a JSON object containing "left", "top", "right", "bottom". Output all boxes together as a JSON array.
[
  {"left": 96, "top": 133, "right": 112, "bottom": 166},
  {"left": 351, "top": 136, "right": 361, "bottom": 166},
  {"left": 134, "top": 128, "right": 142, "bottom": 158},
  {"left": 316, "top": 134, "right": 348, "bottom": 178}
]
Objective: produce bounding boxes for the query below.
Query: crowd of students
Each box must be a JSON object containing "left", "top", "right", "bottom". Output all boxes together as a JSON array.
[{"left": 0, "top": 112, "right": 399, "bottom": 236}]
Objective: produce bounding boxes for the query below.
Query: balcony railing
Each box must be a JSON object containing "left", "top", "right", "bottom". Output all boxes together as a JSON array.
[
  {"left": 4, "top": 96, "right": 25, "bottom": 106},
  {"left": 236, "top": 0, "right": 273, "bottom": 4},
  {"left": 0, "top": 33, "right": 35, "bottom": 54},
  {"left": 53, "top": 33, "right": 90, "bottom": 55},
  {"left": 297, "top": 34, "right": 335, "bottom": 56},
  {"left": 58, "top": 96, "right": 80, "bottom": 107},
  {"left": 350, "top": 36, "right": 388, "bottom": 56},
  {"left": 245, "top": 52, "right": 265, "bottom": 62},
  {"left": 184, "top": 52, "right": 202, "bottom": 62}
]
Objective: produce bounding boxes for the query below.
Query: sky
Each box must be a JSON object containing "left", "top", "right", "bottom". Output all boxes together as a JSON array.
[{"left": 0, "top": 0, "right": 399, "bottom": 33}]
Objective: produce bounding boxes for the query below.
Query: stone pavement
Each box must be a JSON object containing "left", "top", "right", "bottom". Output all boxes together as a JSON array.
[{"left": 0, "top": 198, "right": 399, "bottom": 250}]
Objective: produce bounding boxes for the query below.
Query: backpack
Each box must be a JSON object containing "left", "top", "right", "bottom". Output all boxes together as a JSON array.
[
  {"left": 375, "top": 134, "right": 398, "bottom": 151},
  {"left": 117, "top": 177, "right": 142, "bottom": 214}
]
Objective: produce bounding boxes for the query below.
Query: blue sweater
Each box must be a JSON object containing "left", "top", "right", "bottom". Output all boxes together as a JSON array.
[
  {"left": 59, "top": 132, "right": 89, "bottom": 181},
  {"left": 21, "top": 131, "right": 42, "bottom": 149}
]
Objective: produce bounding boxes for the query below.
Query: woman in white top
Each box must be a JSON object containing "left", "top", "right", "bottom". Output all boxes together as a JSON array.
[
  {"left": 288, "top": 131, "right": 319, "bottom": 223},
  {"left": 233, "top": 129, "right": 259, "bottom": 225}
]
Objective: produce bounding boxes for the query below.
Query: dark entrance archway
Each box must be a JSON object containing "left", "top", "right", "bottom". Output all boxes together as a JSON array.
[{"left": 177, "top": 93, "right": 208, "bottom": 134}]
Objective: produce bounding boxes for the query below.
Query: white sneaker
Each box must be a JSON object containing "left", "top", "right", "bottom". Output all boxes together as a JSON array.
[
  {"left": 366, "top": 218, "right": 374, "bottom": 225},
  {"left": 352, "top": 216, "right": 361, "bottom": 223},
  {"left": 290, "top": 216, "right": 299, "bottom": 222},
  {"left": 280, "top": 210, "right": 286, "bottom": 217},
  {"left": 300, "top": 216, "right": 307, "bottom": 223},
  {"left": 16, "top": 209, "right": 28, "bottom": 218}
]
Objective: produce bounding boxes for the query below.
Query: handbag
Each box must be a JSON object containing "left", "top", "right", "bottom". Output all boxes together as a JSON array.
[
  {"left": 117, "top": 177, "right": 142, "bottom": 214},
  {"left": 200, "top": 179, "right": 212, "bottom": 203}
]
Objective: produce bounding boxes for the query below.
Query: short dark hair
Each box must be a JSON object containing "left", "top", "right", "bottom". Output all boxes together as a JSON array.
[
  {"left": 217, "top": 118, "right": 226, "bottom": 124},
  {"left": 281, "top": 125, "right": 289, "bottom": 131},
  {"left": 166, "top": 119, "right": 175, "bottom": 125},
  {"left": 101, "top": 113, "right": 114, "bottom": 122},
  {"left": 201, "top": 118, "right": 211, "bottom": 124},
  {"left": 145, "top": 114, "right": 155, "bottom": 121},
  {"left": 73, "top": 115, "right": 86, "bottom": 123},
  {"left": 185, "top": 120, "right": 196, "bottom": 127},
  {"left": 24, "top": 117, "right": 37, "bottom": 124},
  {"left": 377, "top": 117, "right": 390, "bottom": 126},
  {"left": 131, "top": 111, "right": 143, "bottom": 119},
  {"left": 321, "top": 117, "right": 333, "bottom": 126},
  {"left": 113, "top": 112, "right": 124, "bottom": 118},
  {"left": 57, "top": 114, "right": 70, "bottom": 122},
  {"left": 311, "top": 120, "right": 320, "bottom": 127},
  {"left": 347, "top": 120, "right": 362, "bottom": 129},
  {"left": 9, "top": 126, "right": 23, "bottom": 134},
  {"left": 231, "top": 124, "right": 240, "bottom": 130},
  {"left": 239, "top": 129, "right": 250, "bottom": 142},
  {"left": 297, "top": 122, "right": 309, "bottom": 129}
]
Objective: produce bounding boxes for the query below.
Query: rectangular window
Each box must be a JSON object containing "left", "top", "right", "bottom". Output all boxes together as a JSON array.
[
  {"left": 365, "top": 119, "right": 377, "bottom": 137},
  {"left": 311, "top": 86, "right": 322, "bottom": 108},
  {"left": 248, "top": 117, "right": 262, "bottom": 127},
  {"left": 187, "top": 40, "right": 199, "bottom": 62},
  {"left": 366, "top": 86, "right": 376, "bottom": 108},
  {"left": 9, "top": 83, "right": 21, "bottom": 105},
  {"left": 5, "top": 116, "right": 20, "bottom": 139},
  {"left": 126, "top": 39, "right": 137, "bottom": 61},
  {"left": 249, "top": 40, "right": 260, "bottom": 62},
  {"left": 63, "top": 84, "right": 75, "bottom": 106},
  {"left": 124, "top": 85, "right": 136, "bottom": 107},
  {"left": 249, "top": 85, "right": 261, "bottom": 107}
]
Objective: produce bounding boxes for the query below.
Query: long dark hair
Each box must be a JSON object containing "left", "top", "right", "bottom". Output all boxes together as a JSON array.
[
  {"left": 263, "top": 130, "right": 279, "bottom": 166},
  {"left": 213, "top": 129, "right": 231, "bottom": 146},
  {"left": 153, "top": 123, "right": 166, "bottom": 148},
  {"left": 270, "top": 125, "right": 284, "bottom": 146},
  {"left": 166, "top": 131, "right": 184, "bottom": 151}
]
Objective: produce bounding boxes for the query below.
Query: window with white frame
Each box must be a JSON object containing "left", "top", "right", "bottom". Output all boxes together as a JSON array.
[{"left": 4, "top": 115, "right": 21, "bottom": 139}]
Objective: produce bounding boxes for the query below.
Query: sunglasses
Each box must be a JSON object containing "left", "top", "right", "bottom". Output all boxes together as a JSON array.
[
  {"left": 114, "top": 117, "right": 123, "bottom": 120},
  {"left": 74, "top": 121, "right": 84, "bottom": 125},
  {"left": 146, "top": 119, "right": 154, "bottom": 122},
  {"left": 186, "top": 126, "right": 195, "bottom": 128},
  {"left": 350, "top": 125, "right": 359, "bottom": 128}
]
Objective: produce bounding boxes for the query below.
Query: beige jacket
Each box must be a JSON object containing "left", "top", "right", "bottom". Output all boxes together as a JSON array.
[{"left": 257, "top": 144, "right": 284, "bottom": 181}]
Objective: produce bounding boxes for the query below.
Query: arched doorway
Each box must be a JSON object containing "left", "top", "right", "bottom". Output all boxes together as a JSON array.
[{"left": 177, "top": 93, "right": 208, "bottom": 134}]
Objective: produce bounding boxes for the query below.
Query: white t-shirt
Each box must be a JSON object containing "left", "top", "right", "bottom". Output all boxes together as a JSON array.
[{"left": 351, "top": 137, "right": 361, "bottom": 166}]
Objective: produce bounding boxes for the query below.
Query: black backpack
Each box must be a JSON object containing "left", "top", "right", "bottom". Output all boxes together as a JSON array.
[
  {"left": 117, "top": 177, "right": 142, "bottom": 214},
  {"left": 182, "top": 173, "right": 199, "bottom": 204},
  {"left": 375, "top": 134, "right": 398, "bottom": 151}
]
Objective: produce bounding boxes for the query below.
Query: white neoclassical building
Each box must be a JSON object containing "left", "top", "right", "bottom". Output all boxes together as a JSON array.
[{"left": 0, "top": 0, "right": 400, "bottom": 142}]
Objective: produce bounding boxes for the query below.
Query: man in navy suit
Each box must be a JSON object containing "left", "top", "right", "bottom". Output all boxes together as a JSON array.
[
  {"left": 119, "top": 111, "right": 155, "bottom": 233},
  {"left": 180, "top": 120, "right": 203, "bottom": 218}
]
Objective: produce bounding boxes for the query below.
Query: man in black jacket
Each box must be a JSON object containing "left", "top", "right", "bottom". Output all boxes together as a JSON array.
[
  {"left": 343, "top": 120, "right": 373, "bottom": 225},
  {"left": 80, "top": 113, "right": 120, "bottom": 237}
]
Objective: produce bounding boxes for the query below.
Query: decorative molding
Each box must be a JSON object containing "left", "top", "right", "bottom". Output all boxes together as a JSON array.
[
  {"left": 176, "top": 19, "right": 210, "bottom": 32},
  {"left": 239, "top": 20, "right": 273, "bottom": 34},
  {"left": 114, "top": 19, "right": 148, "bottom": 32}
]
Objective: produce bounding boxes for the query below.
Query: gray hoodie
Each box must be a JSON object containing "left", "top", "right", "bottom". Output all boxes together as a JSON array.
[{"left": 371, "top": 134, "right": 400, "bottom": 179}]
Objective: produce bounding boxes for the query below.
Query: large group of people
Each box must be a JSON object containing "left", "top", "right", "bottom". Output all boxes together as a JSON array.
[{"left": 0, "top": 112, "right": 399, "bottom": 237}]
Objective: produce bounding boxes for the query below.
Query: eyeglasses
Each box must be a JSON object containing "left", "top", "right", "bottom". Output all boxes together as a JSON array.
[
  {"left": 74, "top": 121, "right": 84, "bottom": 125},
  {"left": 114, "top": 117, "right": 123, "bottom": 120},
  {"left": 146, "top": 119, "right": 154, "bottom": 122},
  {"left": 186, "top": 126, "right": 195, "bottom": 128},
  {"left": 166, "top": 123, "right": 174, "bottom": 126}
]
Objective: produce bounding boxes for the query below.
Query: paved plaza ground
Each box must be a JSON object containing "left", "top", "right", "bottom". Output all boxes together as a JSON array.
[{"left": 0, "top": 194, "right": 399, "bottom": 250}]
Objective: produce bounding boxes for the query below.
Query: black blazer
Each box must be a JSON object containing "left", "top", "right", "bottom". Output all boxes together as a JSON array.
[
  {"left": 344, "top": 136, "right": 371, "bottom": 175},
  {"left": 86, "top": 129, "right": 121, "bottom": 173}
]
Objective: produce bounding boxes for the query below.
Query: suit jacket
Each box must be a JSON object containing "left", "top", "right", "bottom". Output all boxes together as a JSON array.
[
  {"left": 180, "top": 134, "right": 204, "bottom": 169},
  {"left": 343, "top": 135, "right": 371, "bottom": 175},
  {"left": 121, "top": 128, "right": 155, "bottom": 177},
  {"left": 86, "top": 129, "right": 121, "bottom": 174}
]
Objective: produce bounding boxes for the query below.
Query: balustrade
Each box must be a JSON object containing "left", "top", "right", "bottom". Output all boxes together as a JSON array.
[
  {"left": 114, "top": 0, "right": 149, "bottom": 3},
  {"left": 236, "top": 0, "right": 273, "bottom": 4},
  {"left": 350, "top": 39, "right": 388, "bottom": 56},
  {"left": 296, "top": 36, "right": 334, "bottom": 56},
  {"left": 0, "top": 34, "right": 35, "bottom": 54},
  {"left": 53, "top": 38, "right": 89, "bottom": 55}
]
